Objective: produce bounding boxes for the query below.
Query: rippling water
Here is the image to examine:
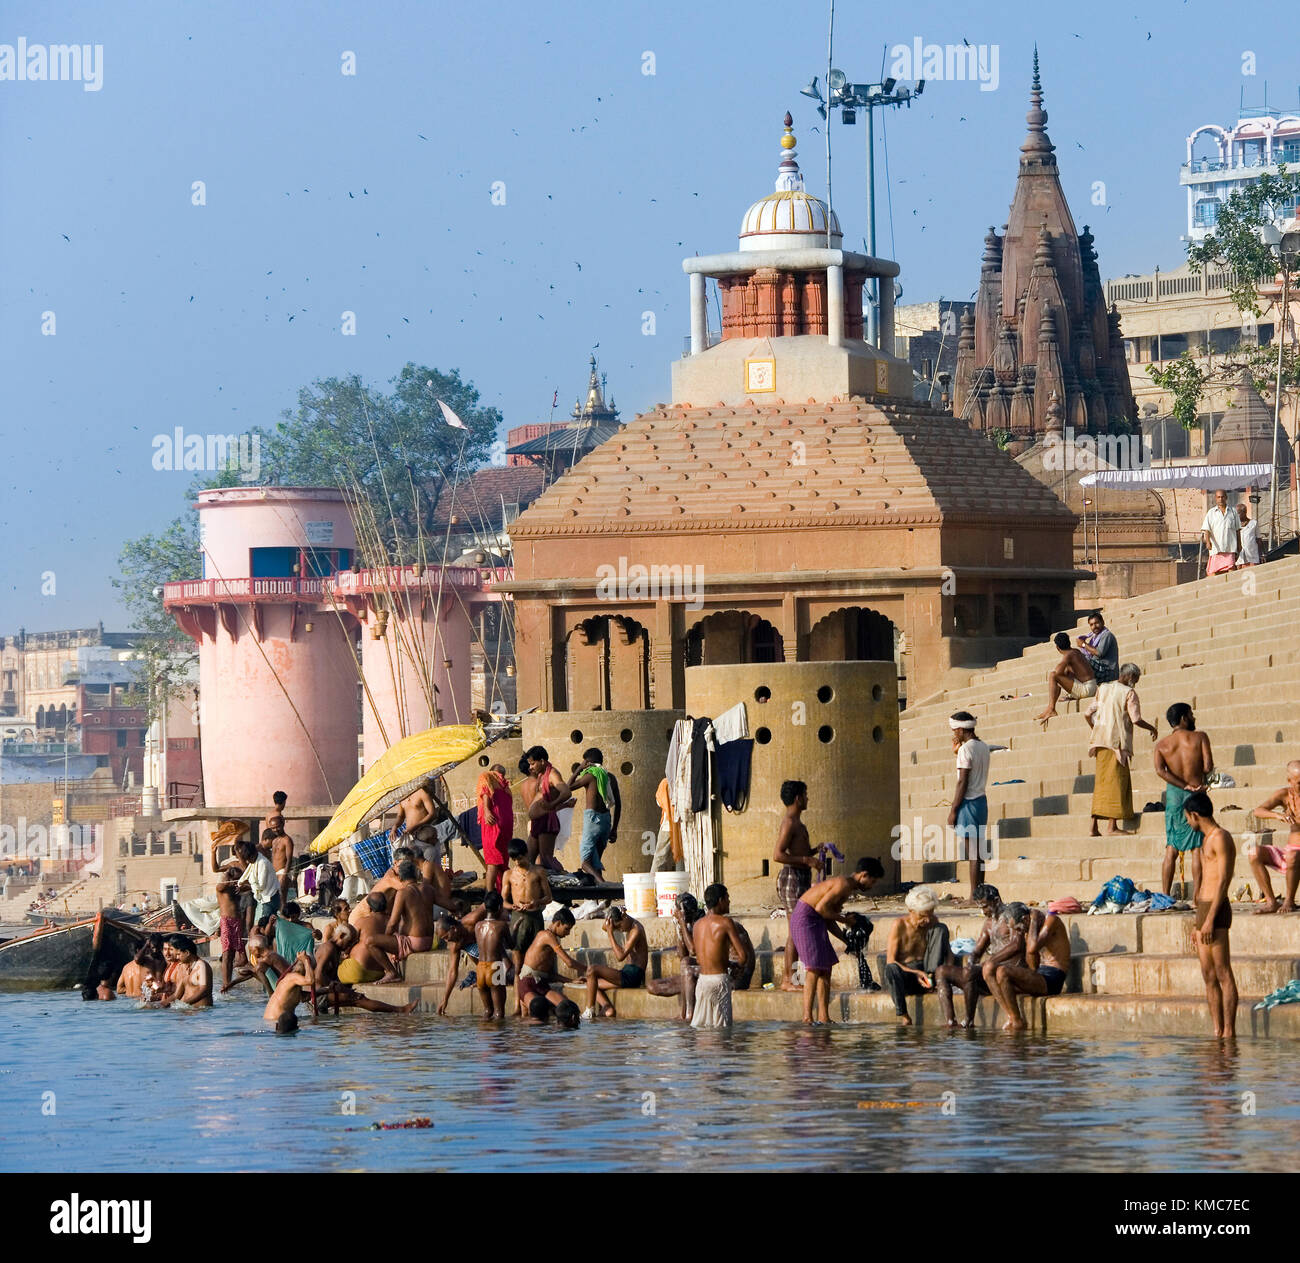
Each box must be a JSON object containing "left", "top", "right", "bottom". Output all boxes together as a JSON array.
[{"left": 0, "top": 990, "right": 1293, "bottom": 1172}]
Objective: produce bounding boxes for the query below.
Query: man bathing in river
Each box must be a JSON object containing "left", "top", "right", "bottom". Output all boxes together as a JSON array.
[
  {"left": 1185, "top": 790, "right": 1238, "bottom": 1038},
  {"left": 159, "top": 935, "right": 213, "bottom": 1008},
  {"left": 518, "top": 906, "right": 583, "bottom": 1012},
  {"left": 773, "top": 779, "right": 820, "bottom": 992},
  {"left": 1249, "top": 760, "right": 1300, "bottom": 914},
  {"left": 788, "top": 858, "right": 883, "bottom": 1024},
  {"left": 504, "top": 838, "right": 552, "bottom": 1011},
  {"left": 214, "top": 858, "right": 246, "bottom": 992},
  {"left": 935, "top": 884, "right": 1008, "bottom": 1027},
  {"left": 884, "top": 885, "right": 952, "bottom": 1025},
  {"left": 368, "top": 859, "right": 438, "bottom": 983},
  {"left": 1154, "top": 702, "right": 1213, "bottom": 899},
  {"left": 581, "top": 905, "right": 647, "bottom": 1020},
  {"left": 474, "top": 890, "right": 512, "bottom": 1019},
  {"left": 987, "top": 904, "right": 1072, "bottom": 1030},
  {"left": 690, "top": 884, "right": 752, "bottom": 1029}
]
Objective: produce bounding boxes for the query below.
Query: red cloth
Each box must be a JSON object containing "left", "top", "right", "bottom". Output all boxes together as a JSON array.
[{"left": 479, "top": 785, "right": 514, "bottom": 879}]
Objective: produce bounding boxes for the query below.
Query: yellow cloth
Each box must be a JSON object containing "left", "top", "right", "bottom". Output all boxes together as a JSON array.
[
  {"left": 309, "top": 723, "right": 487, "bottom": 854},
  {"left": 656, "top": 777, "right": 683, "bottom": 863},
  {"left": 1092, "top": 748, "right": 1133, "bottom": 821},
  {"left": 1087, "top": 681, "right": 1139, "bottom": 765},
  {"left": 337, "top": 958, "right": 382, "bottom": 985}
]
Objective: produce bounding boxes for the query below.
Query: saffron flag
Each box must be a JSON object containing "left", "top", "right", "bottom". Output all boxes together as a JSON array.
[{"left": 437, "top": 399, "right": 467, "bottom": 429}]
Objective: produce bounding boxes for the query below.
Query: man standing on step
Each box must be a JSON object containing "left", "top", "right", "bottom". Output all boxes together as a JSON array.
[
  {"left": 1036, "top": 632, "right": 1097, "bottom": 728},
  {"left": 1085, "top": 664, "right": 1158, "bottom": 837},
  {"left": 1236, "top": 502, "right": 1260, "bottom": 568},
  {"left": 948, "top": 712, "right": 991, "bottom": 898},
  {"left": 1247, "top": 760, "right": 1300, "bottom": 914},
  {"left": 691, "top": 883, "right": 751, "bottom": 1029},
  {"left": 1184, "top": 791, "right": 1238, "bottom": 1038},
  {"left": 1077, "top": 611, "right": 1119, "bottom": 685},
  {"left": 1154, "top": 702, "right": 1214, "bottom": 900},
  {"left": 774, "top": 779, "right": 820, "bottom": 991},
  {"left": 1201, "top": 489, "right": 1241, "bottom": 576}
]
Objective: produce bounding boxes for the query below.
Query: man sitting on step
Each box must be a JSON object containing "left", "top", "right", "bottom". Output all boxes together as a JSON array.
[
  {"left": 935, "top": 883, "right": 1009, "bottom": 1028},
  {"left": 884, "top": 885, "right": 951, "bottom": 1025},
  {"left": 1036, "top": 632, "right": 1097, "bottom": 728},
  {"left": 1248, "top": 760, "right": 1300, "bottom": 914},
  {"left": 987, "top": 905, "right": 1073, "bottom": 1031}
]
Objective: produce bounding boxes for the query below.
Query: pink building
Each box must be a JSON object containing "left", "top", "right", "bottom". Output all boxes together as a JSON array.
[{"left": 164, "top": 487, "right": 496, "bottom": 811}]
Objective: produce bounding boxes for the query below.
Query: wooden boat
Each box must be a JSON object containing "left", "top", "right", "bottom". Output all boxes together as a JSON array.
[{"left": 0, "top": 911, "right": 147, "bottom": 991}]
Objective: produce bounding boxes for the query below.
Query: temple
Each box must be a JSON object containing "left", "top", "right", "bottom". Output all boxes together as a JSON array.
[{"left": 953, "top": 52, "right": 1136, "bottom": 439}]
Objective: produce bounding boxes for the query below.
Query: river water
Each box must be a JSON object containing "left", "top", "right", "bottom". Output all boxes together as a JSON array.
[{"left": 0, "top": 990, "right": 1292, "bottom": 1172}]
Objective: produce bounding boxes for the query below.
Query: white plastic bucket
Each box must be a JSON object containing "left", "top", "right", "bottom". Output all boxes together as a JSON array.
[
  {"left": 655, "top": 870, "right": 690, "bottom": 919},
  {"left": 624, "top": 871, "right": 656, "bottom": 918}
]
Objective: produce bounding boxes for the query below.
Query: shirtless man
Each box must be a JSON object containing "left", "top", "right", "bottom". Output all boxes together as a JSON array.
[
  {"left": 1249, "top": 760, "right": 1300, "bottom": 913},
  {"left": 1185, "top": 790, "right": 1238, "bottom": 1037},
  {"left": 1154, "top": 702, "right": 1214, "bottom": 899},
  {"left": 788, "top": 859, "right": 883, "bottom": 1024},
  {"left": 263, "top": 949, "right": 319, "bottom": 1033},
  {"left": 503, "top": 838, "right": 553, "bottom": 1011},
  {"left": 393, "top": 780, "right": 438, "bottom": 841},
  {"left": 517, "top": 907, "right": 584, "bottom": 1012},
  {"left": 981, "top": 903, "right": 1034, "bottom": 1030},
  {"left": 524, "top": 745, "right": 573, "bottom": 870},
  {"left": 1036, "top": 631, "right": 1098, "bottom": 727},
  {"left": 270, "top": 819, "right": 294, "bottom": 906},
  {"left": 474, "top": 890, "right": 512, "bottom": 1019},
  {"left": 690, "top": 884, "right": 750, "bottom": 1029},
  {"left": 884, "top": 885, "right": 951, "bottom": 1026},
  {"left": 581, "top": 906, "right": 648, "bottom": 1020},
  {"left": 214, "top": 860, "right": 246, "bottom": 991},
  {"left": 116, "top": 945, "right": 149, "bottom": 998},
  {"left": 338, "top": 893, "right": 393, "bottom": 985},
  {"left": 773, "top": 779, "right": 821, "bottom": 992},
  {"left": 935, "top": 884, "right": 1008, "bottom": 1027},
  {"left": 569, "top": 748, "right": 621, "bottom": 882},
  {"left": 367, "top": 860, "right": 437, "bottom": 983},
  {"left": 159, "top": 935, "right": 213, "bottom": 1008},
  {"left": 989, "top": 905, "right": 1072, "bottom": 1031},
  {"left": 264, "top": 789, "right": 287, "bottom": 839},
  {"left": 435, "top": 913, "right": 480, "bottom": 1016}
]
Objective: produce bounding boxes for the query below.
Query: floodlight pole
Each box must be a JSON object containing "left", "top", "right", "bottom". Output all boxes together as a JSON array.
[{"left": 1270, "top": 263, "right": 1287, "bottom": 552}]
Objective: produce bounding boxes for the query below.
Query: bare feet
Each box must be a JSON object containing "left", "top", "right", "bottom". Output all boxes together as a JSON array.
[
  {"left": 400, "top": 999, "right": 419, "bottom": 1013},
  {"left": 779, "top": 980, "right": 801, "bottom": 992},
  {"left": 944, "top": 1019, "right": 958, "bottom": 1029},
  {"left": 1002, "top": 1019, "right": 1028, "bottom": 1031},
  {"left": 1089, "top": 823, "right": 1101, "bottom": 838},
  {"left": 1106, "top": 822, "right": 1121, "bottom": 835},
  {"left": 377, "top": 972, "right": 402, "bottom": 985},
  {"left": 1256, "top": 901, "right": 1280, "bottom": 915},
  {"left": 601, "top": 1004, "right": 616, "bottom": 1018},
  {"left": 898, "top": 1014, "right": 912, "bottom": 1026}
]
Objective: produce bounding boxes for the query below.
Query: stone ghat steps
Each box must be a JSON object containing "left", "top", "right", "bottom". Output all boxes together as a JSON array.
[
  {"left": 355, "top": 981, "right": 1300, "bottom": 1038},
  {"left": 1083, "top": 952, "right": 1300, "bottom": 997}
]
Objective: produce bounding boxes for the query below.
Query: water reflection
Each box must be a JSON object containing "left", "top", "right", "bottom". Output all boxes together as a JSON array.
[{"left": 0, "top": 992, "right": 1295, "bottom": 1172}]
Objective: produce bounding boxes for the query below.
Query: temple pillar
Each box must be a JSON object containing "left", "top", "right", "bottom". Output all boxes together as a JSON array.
[
  {"left": 689, "top": 272, "right": 707, "bottom": 355},
  {"left": 827, "top": 264, "right": 845, "bottom": 348},
  {"left": 877, "top": 272, "right": 895, "bottom": 353}
]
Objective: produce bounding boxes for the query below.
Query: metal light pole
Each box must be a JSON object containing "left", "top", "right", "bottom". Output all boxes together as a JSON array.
[
  {"left": 1260, "top": 224, "right": 1300, "bottom": 551},
  {"left": 800, "top": 72, "right": 923, "bottom": 348}
]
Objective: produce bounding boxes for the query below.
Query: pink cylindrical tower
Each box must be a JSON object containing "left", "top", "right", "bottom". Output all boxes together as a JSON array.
[{"left": 165, "top": 488, "right": 361, "bottom": 808}]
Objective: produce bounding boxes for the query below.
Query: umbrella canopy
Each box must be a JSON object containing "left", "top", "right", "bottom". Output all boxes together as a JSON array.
[
  {"left": 1078, "top": 463, "right": 1273, "bottom": 491},
  {"left": 309, "top": 722, "right": 492, "bottom": 855}
]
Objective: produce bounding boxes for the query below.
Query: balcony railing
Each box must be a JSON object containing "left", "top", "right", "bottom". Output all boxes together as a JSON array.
[{"left": 162, "top": 564, "right": 511, "bottom": 605}]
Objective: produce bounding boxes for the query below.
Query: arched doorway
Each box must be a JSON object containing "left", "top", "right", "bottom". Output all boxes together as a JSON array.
[
  {"left": 807, "top": 606, "right": 895, "bottom": 662},
  {"left": 563, "top": 614, "right": 650, "bottom": 710},
  {"left": 684, "top": 610, "right": 784, "bottom": 667}
]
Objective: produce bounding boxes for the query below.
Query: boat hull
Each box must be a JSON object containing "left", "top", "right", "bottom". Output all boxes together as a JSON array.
[{"left": 0, "top": 913, "right": 146, "bottom": 991}]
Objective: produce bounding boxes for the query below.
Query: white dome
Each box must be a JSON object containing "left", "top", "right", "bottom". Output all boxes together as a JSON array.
[{"left": 739, "top": 113, "right": 843, "bottom": 251}]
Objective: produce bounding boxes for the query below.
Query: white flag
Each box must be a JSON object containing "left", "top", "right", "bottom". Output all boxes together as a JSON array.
[{"left": 437, "top": 399, "right": 467, "bottom": 429}]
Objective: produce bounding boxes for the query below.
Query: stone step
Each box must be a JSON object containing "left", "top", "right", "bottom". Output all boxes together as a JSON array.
[
  {"left": 1082, "top": 951, "right": 1300, "bottom": 997},
  {"left": 356, "top": 980, "right": 1300, "bottom": 1037}
]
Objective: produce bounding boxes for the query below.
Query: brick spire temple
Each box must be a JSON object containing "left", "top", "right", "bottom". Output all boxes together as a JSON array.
[{"left": 954, "top": 50, "right": 1136, "bottom": 437}]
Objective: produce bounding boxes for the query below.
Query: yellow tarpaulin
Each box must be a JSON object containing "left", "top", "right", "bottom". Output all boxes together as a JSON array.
[{"left": 308, "top": 722, "right": 487, "bottom": 855}]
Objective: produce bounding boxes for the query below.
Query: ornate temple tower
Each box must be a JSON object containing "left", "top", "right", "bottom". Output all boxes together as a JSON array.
[{"left": 955, "top": 52, "right": 1136, "bottom": 437}]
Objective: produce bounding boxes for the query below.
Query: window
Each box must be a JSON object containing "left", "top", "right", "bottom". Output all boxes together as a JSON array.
[
  {"left": 1193, "top": 199, "right": 1220, "bottom": 228},
  {"left": 116, "top": 730, "right": 127, "bottom": 748}
]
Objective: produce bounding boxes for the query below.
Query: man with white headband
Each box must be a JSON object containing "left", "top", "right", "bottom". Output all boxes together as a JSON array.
[{"left": 948, "top": 712, "right": 990, "bottom": 899}]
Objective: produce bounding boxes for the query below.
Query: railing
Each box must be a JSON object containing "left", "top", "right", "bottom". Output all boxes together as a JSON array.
[
  {"left": 1106, "top": 268, "right": 1241, "bottom": 305},
  {"left": 163, "top": 564, "right": 508, "bottom": 604}
]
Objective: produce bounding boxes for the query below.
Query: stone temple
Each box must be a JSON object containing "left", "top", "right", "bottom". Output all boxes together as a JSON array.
[{"left": 953, "top": 53, "right": 1137, "bottom": 439}]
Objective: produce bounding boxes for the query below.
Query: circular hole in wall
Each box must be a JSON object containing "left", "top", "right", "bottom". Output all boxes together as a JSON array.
[
  {"left": 817, "top": 725, "right": 834, "bottom": 744},
  {"left": 620, "top": 728, "right": 634, "bottom": 743},
  {"left": 872, "top": 684, "right": 884, "bottom": 702},
  {"left": 621, "top": 761, "right": 634, "bottom": 776},
  {"left": 477, "top": 755, "right": 490, "bottom": 767},
  {"left": 570, "top": 730, "right": 584, "bottom": 745},
  {"left": 755, "top": 727, "right": 772, "bottom": 745},
  {"left": 754, "top": 686, "right": 772, "bottom": 704},
  {"left": 817, "top": 685, "right": 833, "bottom": 704},
  {"left": 872, "top": 726, "right": 884, "bottom": 743}
]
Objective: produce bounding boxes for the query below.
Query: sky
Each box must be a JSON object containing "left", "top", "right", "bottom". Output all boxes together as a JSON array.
[{"left": 1, "top": 0, "right": 1296, "bottom": 630}]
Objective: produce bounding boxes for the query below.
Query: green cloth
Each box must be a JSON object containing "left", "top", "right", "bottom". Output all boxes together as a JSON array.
[
  {"left": 1164, "top": 784, "right": 1202, "bottom": 852},
  {"left": 584, "top": 764, "right": 611, "bottom": 806},
  {"left": 275, "top": 918, "right": 315, "bottom": 963}
]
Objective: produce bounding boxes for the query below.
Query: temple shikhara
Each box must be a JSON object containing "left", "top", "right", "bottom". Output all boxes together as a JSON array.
[{"left": 953, "top": 53, "right": 1136, "bottom": 438}]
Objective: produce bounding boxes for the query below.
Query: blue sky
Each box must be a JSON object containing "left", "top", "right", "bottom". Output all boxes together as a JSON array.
[{"left": 1, "top": 0, "right": 1294, "bottom": 628}]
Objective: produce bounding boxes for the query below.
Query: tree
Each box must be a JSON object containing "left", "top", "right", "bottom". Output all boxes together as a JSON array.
[
  {"left": 1152, "top": 167, "right": 1300, "bottom": 426},
  {"left": 256, "top": 364, "right": 500, "bottom": 561}
]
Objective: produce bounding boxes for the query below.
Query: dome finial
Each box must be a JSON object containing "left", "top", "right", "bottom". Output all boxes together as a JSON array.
[
  {"left": 1021, "top": 47, "right": 1054, "bottom": 162},
  {"left": 775, "top": 110, "right": 803, "bottom": 191}
]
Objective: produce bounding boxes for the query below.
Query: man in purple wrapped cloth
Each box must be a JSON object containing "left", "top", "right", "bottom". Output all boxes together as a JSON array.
[{"left": 789, "top": 857, "right": 883, "bottom": 1024}]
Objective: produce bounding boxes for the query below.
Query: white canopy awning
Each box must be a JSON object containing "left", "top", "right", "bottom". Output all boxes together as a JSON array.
[{"left": 1078, "top": 463, "right": 1273, "bottom": 491}]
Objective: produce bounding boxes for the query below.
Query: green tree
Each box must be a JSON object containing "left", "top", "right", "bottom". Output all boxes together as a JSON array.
[{"left": 1153, "top": 167, "right": 1300, "bottom": 426}]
